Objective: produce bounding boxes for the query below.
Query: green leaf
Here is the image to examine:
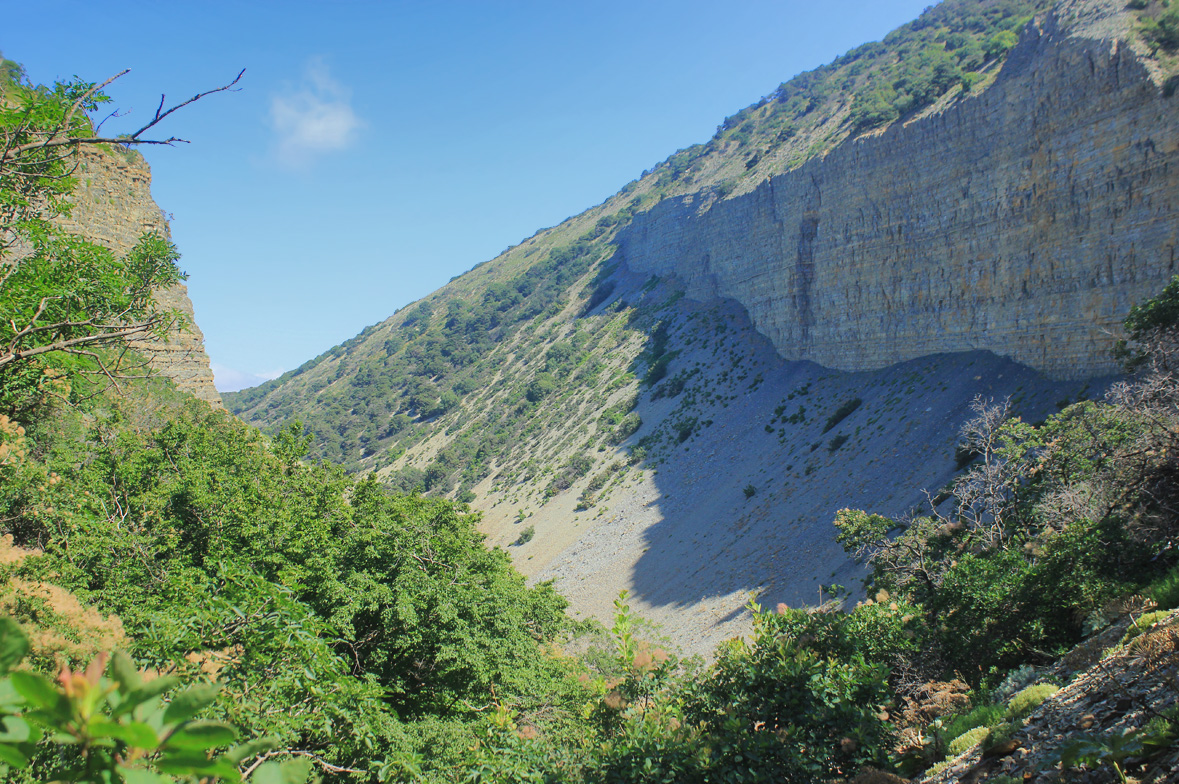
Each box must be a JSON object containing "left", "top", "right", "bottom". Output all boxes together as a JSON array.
[
  {"left": 163, "top": 720, "right": 238, "bottom": 751},
  {"left": 116, "top": 765, "right": 175, "bottom": 784},
  {"left": 113, "top": 676, "right": 181, "bottom": 718},
  {"left": 0, "top": 716, "right": 34, "bottom": 743},
  {"left": 111, "top": 721, "right": 159, "bottom": 750},
  {"left": 10, "top": 671, "right": 65, "bottom": 713},
  {"left": 87, "top": 717, "right": 125, "bottom": 740},
  {"left": 156, "top": 752, "right": 239, "bottom": 780},
  {"left": 225, "top": 736, "right": 279, "bottom": 764},
  {"left": 110, "top": 652, "right": 142, "bottom": 693},
  {"left": 155, "top": 751, "right": 219, "bottom": 774},
  {"left": 0, "top": 619, "right": 29, "bottom": 676},
  {"left": 0, "top": 742, "right": 29, "bottom": 769},
  {"left": 0, "top": 679, "right": 22, "bottom": 710},
  {"left": 250, "top": 758, "right": 312, "bottom": 784},
  {"left": 162, "top": 683, "right": 219, "bottom": 726}
]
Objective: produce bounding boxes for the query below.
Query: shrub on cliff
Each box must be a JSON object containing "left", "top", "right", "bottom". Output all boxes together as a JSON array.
[{"left": 1141, "top": 8, "right": 1179, "bottom": 51}]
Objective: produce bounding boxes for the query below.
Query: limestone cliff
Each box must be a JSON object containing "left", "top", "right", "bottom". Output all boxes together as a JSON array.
[
  {"left": 616, "top": 0, "right": 1178, "bottom": 380},
  {"left": 58, "top": 149, "right": 221, "bottom": 406}
]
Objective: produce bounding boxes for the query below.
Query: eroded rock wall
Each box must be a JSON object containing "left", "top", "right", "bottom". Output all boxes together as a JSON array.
[
  {"left": 617, "top": 4, "right": 1179, "bottom": 380},
  {"left": 59, "top": 149, "right": 221, "bottom": 406}
]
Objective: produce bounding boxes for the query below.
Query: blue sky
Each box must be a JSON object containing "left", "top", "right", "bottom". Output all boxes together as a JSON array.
[{"left": 6, "top": 1, "right": 932, "bottom": 391}]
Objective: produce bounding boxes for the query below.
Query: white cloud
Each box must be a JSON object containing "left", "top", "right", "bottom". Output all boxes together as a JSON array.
[
  {"left": 269, "top": 57, "right": 362, "bottom": 168},
  {"left": 211, "top": 363, "right": 284, "bottom": 393}
]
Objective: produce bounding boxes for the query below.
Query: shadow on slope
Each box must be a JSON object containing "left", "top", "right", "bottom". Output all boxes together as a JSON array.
[{"left": 536, "top": 286, "right": 1104, "bottom": 655}]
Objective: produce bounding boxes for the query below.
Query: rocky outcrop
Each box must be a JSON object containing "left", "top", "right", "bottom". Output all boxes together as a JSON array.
[
  {"left": 922, "top": 609, "right": 1179, "bottom": 783},
  {"left": 59, "top": 149, "right": 221, "bottom": 406},
  {"left": 617, "top": 0, "right": 1179, "bottom": 380}
]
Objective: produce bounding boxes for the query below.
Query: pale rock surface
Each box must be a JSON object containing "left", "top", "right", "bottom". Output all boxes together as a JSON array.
[
  {"left": 617, "top": 0, "right": 1178, "bottom": 380},
  {"left": 59, "top": 149, "right": 221, "bottom": 406}
]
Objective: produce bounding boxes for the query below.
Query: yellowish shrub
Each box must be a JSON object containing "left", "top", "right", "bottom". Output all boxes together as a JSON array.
[{"left": 1005, "top": 683, "right": 1058, "bottom": 721}]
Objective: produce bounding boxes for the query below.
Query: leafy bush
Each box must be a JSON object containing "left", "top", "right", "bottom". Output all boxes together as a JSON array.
[
  {"left": 849, "top": 87, "right": 900, "bottom": 131},
  {"left": 544, "top": 453, "right": 595, "bottom": 496},
  {"left": 984, "top": 29, "right": 1019, "bottom": 59},
  {"left": 1121, "top": 609, "right": 1170, "bottom": 643},
  {"left": 1146, "top": 566, "right": 1179, "bottom": 609},
  {"left": 684, "top": 604, "right": 896, "bottom": 780},
  {"left": 1141, "top": 9, "right": 1179, "bottom": 50},
  {"left": 526, "top": 372, "right": 556, "bottom": 403},
  {"left": 611, "top": 412, "right": 642, "bottom": 444},
  {"left": 743, "top": 484, "right": 757, "bottom": 499},
  {"left": 514, "top": 525, "right": 536, "bottom": 546},
  {"left": 0, "top": 617, "right": 309, "bottom": 784},
  {"left": 990, "top": 665, "right": 1041, "bottom": 705}
]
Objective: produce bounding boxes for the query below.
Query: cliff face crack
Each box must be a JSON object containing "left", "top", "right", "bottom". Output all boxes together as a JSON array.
[
  {"left": 793, "top": 173, "right": 822, "bottom": 351},
  {"left": 795, "top": 213, "right": 819, "bottom": 349}
]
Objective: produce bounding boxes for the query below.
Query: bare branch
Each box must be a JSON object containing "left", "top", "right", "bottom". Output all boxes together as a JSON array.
[
  {"left": 130, "top": 68, "right": 244, "bottom": 139},
  {"left": 1, "top": 69, "right": 245, "bottom": 162}
]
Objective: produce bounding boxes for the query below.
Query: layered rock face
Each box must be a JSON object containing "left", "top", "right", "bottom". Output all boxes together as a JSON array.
[
  {"left": 617, "top": 3, "right": 1178, "bottom": 380},
  {"left": 59, "top": 149, "right": 222, "bottom": 406}
]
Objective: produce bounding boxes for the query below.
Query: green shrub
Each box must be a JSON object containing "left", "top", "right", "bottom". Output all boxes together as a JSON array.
[
  {"left": 991, "top": 665, "right": 1041, "bottom": 704},
  {"left": 943, "top": 703, "right": 1006, "bottom": 743},
  {"left": 1142, "top": 9, "right": 1179, "bottom": 50},
  {"left": 828, "top": 433, "right": 849, "bottom": 452},
  {"left": 743, "top": 484, "right": 756, "bottom": 499},
  {"left": 1005, "top": 684, "right": 1058, "bottom": 721},
  {"left": 960, "top": 71, "right": 985, "bottom": 92},
  {"left": 984, "top": 30, "right": 1019, "bottom": 59},
  {"left": 924, "top": 759, "right": 953, "bottom": 778},
  {"left": 848, "top": 87, "right": 900, "bottom": 131},
  {"left": 948, "top": 725, "right": 990, "bottom": 757},
  {"left": 514, "top": 525, "right": 536, "bottom": 546},
  {"left": 685, "top": 624, "right": 893, "bottom": 779},
  {"left": 526, "top": 372, "right": 556, "bottom": 402},
  {"left": 1122, "top": 609, "right": 1170, "bottom": 643},
  {"left": 612, "top": 412, "right": 642, "bottom": 444},
  {"left": 1147, "top": 566, "right": 1179, "bottom": 609},
  {"left": 823, "top": 398, "right": 862, "bottom": 433},
  {"left": 982, "top": 723, "right": 1016, "bottom": 753}
]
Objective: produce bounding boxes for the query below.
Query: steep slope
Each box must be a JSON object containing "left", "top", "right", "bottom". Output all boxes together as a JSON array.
[{"left": 226, "top": 0, "right": 1175, "bottom": 652}]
